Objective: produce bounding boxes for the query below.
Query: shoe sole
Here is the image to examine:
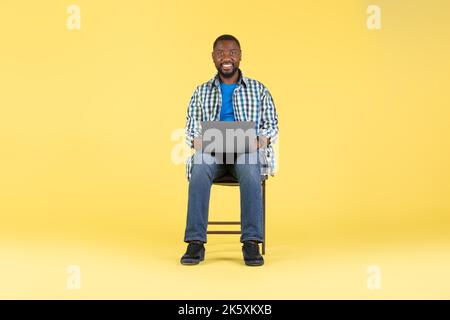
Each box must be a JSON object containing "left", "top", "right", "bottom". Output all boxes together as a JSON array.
[
  {"left": 244, "top": 259, "right": 264, "bottom": 266},
  {"left": 181, "top": 252, "right": 205, "bottom": 265}
]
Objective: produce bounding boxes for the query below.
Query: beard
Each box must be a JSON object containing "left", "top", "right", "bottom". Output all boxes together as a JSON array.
[{"left": 216, "top": 63, "right": 239, "bottom": 78}]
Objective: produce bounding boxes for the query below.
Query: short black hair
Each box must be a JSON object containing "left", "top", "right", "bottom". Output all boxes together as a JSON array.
[{"left": 213, "top": 34, "right": 241, "bottom": 50}]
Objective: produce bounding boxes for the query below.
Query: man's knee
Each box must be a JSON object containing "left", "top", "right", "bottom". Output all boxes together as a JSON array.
[
  {"left": 193, "top": 152, "right": 221, "bottom": 165},
  {"left": 191, "top": 164, "right": 211, "bottom": 182},
  {"left": 235, "top": 151, "right": 259, "bottom": 165},
  {"left": 234, "top": 163, "right": 261, "bottom": 183},
  {"left": 190, "top": 153, "right": 218, "bottom": 182}
]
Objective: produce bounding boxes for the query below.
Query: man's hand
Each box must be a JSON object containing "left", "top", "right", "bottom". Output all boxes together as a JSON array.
[
  {"left": 193, "top": 136, "right": 202, "bottom": 151},
  {"left": 252, "top": 135, "right": 269, "bottom": 151},
  {"left": 258, "top": 135, "right": 269, "bottom": 149}
]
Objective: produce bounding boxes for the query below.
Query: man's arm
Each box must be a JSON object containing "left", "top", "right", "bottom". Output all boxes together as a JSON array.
[
  {"left": 185, "top": 87, "right": 202, "bottom": 149},
  {"left": 259, "top": 86, "right": 279, "bottom": 147}
]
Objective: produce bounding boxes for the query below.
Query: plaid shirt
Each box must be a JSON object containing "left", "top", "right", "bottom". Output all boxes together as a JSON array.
[{"left": 184, "top": 70, "right": 279, "bottom": 181}]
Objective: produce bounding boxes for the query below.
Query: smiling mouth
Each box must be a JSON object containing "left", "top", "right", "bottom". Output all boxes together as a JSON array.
[{"left": 221, "top": 63, "right": 234, "bottom": 71}]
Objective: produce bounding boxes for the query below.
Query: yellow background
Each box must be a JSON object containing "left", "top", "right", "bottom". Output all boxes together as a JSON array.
[{"left": 1, "top": 0, "right": 450, "bottom": 299}]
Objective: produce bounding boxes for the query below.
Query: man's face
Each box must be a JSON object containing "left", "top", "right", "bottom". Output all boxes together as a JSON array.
[{"left": 212, "top": 40, "right": 241, "bottom": 78}]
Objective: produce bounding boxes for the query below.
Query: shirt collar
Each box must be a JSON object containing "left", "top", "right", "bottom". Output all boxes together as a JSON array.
[{"left": 208, "top": 69, "right": 248, "bottom": 89}]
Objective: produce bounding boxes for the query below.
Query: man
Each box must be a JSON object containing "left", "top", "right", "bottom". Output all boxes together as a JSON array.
[{"left": 181, "top": 34, "right": 279, "bottom": 266}]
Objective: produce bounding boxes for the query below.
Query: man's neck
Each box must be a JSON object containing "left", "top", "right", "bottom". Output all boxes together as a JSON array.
[{"left": 219, "top": 70, "right": 240, "bottom": 84}]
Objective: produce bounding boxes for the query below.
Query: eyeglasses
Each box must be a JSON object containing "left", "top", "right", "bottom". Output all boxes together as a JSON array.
[{"left": 213, "top": 49, "right": 241, "bottom": 58}]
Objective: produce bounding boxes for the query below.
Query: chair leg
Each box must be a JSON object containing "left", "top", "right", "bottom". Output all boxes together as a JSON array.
[{"left": 262, "top": 179, "right": 266, "bottom": 255}]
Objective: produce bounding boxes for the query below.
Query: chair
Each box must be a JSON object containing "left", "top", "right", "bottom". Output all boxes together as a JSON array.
[{"left": 207, "top": 172, "right": 268, "bottom": 255}]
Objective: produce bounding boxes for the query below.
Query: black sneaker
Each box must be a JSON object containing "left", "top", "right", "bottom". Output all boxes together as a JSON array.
[
  {"left": 242, "top": 241, "right": 264, "bottom": 266},
  {"left": 180, "top": 241, "right": 205, "bottom": 265}
]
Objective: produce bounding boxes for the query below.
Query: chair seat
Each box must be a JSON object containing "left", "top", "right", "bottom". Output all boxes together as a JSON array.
[
  {"left": 213, "top": 173, "right": 239, "bottom": 185},
  {"left": 213, "top": 172, "right": 268, "bottom": 186}
]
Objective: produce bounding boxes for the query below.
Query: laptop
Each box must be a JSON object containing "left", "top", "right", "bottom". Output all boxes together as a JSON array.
[{"left": 201, "top": 121, "right": 257, "bottom": 154}]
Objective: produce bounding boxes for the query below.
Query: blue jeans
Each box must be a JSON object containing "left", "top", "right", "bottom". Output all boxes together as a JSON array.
[{"left": 184, "top": 151, "right": 264, "bottom": 244}]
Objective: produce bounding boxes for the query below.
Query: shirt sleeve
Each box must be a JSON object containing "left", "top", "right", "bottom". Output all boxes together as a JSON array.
[
  {"left": 259, "top": 86, "right": 279, "bottom": 146},
  {"left": 184, "top": 86, "right": 203, "bottom": 148}
]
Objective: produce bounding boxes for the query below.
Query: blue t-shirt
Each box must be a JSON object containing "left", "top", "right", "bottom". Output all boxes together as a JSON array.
[{"left": 219, "top": 82, "right": 237, "bottom": 121}]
